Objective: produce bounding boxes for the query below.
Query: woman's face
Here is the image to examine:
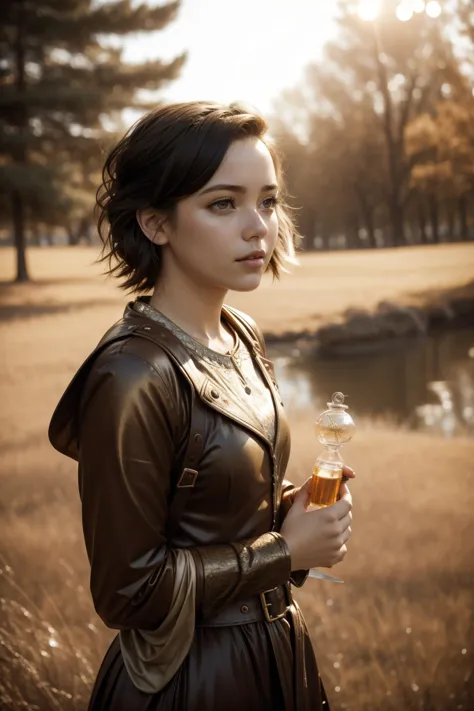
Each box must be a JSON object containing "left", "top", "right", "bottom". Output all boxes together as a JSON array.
[{"left": 160, "top": 136, "right": 279, "bottom": 293}]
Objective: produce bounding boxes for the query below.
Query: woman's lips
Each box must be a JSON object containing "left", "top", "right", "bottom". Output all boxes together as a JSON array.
[{"left": 237, "top": 256, "right": 265, "bottom": 268}]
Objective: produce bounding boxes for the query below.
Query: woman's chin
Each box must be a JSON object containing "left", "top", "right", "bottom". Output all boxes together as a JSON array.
[{"left": 227, "top": 274, "right": 263, "bottom": 293}]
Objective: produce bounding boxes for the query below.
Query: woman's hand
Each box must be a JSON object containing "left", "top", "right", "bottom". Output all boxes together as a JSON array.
[
  {"left": 340, "top": 464, "right": 356, "bottom": 488},
  {"left": 280, "top": 468, "right": 354, "bottom": 571}
]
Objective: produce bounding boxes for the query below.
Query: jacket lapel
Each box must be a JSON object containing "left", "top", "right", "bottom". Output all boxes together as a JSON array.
[
  {"left": 198, "top": 376, "right": 274, "bottom": 449},
  {"left": 124, "top": 306, "right": 277, "bottom": 451},
  {"left": 221, "top": 306, "right": 283, "bottom": 454}
]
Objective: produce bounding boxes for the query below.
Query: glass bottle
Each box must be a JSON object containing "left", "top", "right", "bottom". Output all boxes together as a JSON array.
[{"left": 309, "top": 392, "right": 355, "bottom": 508}]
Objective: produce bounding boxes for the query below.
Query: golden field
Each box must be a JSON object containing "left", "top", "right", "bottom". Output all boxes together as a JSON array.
[
  {"left": 0, "top": 244, "right": 473, "bottom": 710},
  {"left": 1, "top": 242, "right": 474, "bottom": 337}
]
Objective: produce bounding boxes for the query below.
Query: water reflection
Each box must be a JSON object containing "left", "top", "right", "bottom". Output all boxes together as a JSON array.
[
  {"left": 268, "top": 328, "right": 474, "bottom": 436},
  {"left": 415, "top": 382, "right": 459, "bottom": 437}
]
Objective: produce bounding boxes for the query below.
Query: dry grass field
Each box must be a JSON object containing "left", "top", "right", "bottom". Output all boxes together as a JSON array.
[
  {"left": 0, "top": 244, "right": 473, "bottom": 710},
  {"left": 1, "top": 242, "right": 474, "bottom": 337}
]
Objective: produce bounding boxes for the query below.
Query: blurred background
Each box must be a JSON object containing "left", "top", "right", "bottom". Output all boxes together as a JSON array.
[{"left": 0, "top": 1, "right": 473, "bottom": 710}]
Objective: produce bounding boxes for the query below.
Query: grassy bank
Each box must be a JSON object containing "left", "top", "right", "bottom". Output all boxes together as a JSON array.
[{"left": 1, "top": 244, "right": 473, "bottom": 710}]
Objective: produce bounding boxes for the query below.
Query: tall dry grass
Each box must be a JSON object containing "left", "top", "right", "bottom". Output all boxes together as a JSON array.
[
  {"left": 1, "top": 245, "right": 473, "bottom": 710},
  {"left": 1, "top": 423, "right": 473, "bottom": 711}
]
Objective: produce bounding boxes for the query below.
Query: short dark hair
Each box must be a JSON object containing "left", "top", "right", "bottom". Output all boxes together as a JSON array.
[{"left": 96, "top": 101, "right": 300, "bottom": 293}]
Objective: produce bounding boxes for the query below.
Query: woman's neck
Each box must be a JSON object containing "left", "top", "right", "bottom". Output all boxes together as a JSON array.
[{"left": 149, "top": 271, "right": 230, "bottom": 347}]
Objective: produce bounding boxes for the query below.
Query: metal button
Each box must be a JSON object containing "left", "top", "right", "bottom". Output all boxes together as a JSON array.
[
  {"left": 211, "top": 389, "right": 219, "bottom": 399},
  {"left": 143, "top": 326, "right": 151, "bottom": 331},
  {"left": 245, "top": 386, "right": 251, "bottom": 395},
  {"left": 194, "top": 433, "right": 202, "bottom": 444},
  {"left": 240, "top": 604, "right": 249, "bottom": 614}
]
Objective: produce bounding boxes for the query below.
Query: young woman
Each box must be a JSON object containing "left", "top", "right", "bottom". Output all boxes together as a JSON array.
[{"left": 48, "top": 101, "right": 353, "bottom": 711}]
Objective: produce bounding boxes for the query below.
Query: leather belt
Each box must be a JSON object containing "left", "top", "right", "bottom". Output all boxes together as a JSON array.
[
  {"left": 195, "top": 584, "right": 315, "bottom": 710},
  {"left": 196, "top": 583, "right": 291, "bottom": 627}
]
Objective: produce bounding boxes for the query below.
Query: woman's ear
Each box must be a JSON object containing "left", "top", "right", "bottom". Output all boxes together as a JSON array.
[{"left": 136, "top": 208, "right": 170, "bottom": 246}]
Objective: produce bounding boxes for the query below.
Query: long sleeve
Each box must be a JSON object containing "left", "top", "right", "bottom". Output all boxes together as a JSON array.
[
  {"left": 280, "top": 479, "right": 310, "bottom": 588},
  {"left": 78, "top": 346, "right": 189, "bottom": 631},
  {"left": 191, "top": 532, "right": 292, "bottom": 618},
  {"left": 281, "top": 479, "right": 299, "bottom": 521}
]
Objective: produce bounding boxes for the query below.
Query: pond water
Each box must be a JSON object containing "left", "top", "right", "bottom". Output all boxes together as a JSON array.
[{"left": 267, "top": 328, "right": 474, "bottom": 437}]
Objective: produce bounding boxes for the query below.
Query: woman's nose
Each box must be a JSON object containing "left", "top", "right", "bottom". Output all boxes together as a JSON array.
[{"left": 241, "top": 210, "right": 268, "bottom": 241}]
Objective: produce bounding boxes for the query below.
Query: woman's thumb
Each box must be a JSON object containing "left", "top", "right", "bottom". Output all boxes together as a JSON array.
[{"left": 291, "top": 481, "right": 311, "bottom": 512}]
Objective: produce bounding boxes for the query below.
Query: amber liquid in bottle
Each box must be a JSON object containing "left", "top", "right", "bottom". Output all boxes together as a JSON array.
[{"left": 309, "top": 464, "right": 343, "bottom": 508}]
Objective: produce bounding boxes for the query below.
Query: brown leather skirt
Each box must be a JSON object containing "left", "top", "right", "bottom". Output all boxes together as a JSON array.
[{"left": 88, "top": 607, "right": 330, "bottom": 711}]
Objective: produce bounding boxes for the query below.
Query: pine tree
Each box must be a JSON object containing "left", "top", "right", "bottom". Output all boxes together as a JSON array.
[{"left": 0, "top": 0, "right": 185, "bottom": 282}]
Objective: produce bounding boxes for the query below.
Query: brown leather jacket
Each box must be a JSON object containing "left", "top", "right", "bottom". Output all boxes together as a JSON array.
[{"left": 48, "top": 301, "right": 305, "bottom": 632}]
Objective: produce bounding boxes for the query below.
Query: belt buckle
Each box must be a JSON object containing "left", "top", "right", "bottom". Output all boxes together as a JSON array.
[{"left": 260, "top": 585, "right": 287, "bottom": 623}]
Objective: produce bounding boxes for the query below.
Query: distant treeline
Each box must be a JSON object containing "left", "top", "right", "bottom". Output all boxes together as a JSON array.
[{"left": 273, "top": 0, "right": 474, "bottom": 251}]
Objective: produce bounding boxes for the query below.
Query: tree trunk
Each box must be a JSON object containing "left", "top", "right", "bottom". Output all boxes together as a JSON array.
[
  {"left": 355, "top": 187, "right": 376, "bottom": 249},
  {"left": 459, "top": 195, "right": 468, "bottom": 241},
  {"left": 343, "top": 214, "right": 357, "bottom": 250},
  {"left": 13, "top": 0, "right": 29, "bottom": 281},
  {"left": 429, "top": 195, "right": 440, "bottom": 243},
  {"left": 417, "top": 198, "right": 428, "bottom": 244},
  {"left": 77, "top": 216, "right": 93, "bottom": 245},
  {"left": 447, "top": 201, "right": 456, "bottom": 242},
  {"left": 389, "top": 194, "right": 405, "bottom": 247},
  {"left": 352, "top": 215, "right": 360, "bottom": 249},
  {"left": 12, "top": 191, "right": 29, "bottom": 282},
  {"left": 308, "top": 210, "right": 320, "bottom": 251},
  {"left": 67, "top": 223, "right": 78, "bottom": 245},
  {"left": 320, "top": 229, "right": 331, "bottom": 251},
  {"left": 372, "top": 33, "right": 406, "bottom": 248},
  {"left": 31, "top": 221, "right": 41, "bottom": 246},
  {"left": 365, "top": 209, "right": 376, "bottom": 249}
]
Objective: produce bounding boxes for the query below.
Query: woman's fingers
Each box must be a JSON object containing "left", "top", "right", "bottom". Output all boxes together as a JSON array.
[
  {"left": 300, "top": 476, "right": 313, "bottom": 493},
  {"left": 341, "top": 526, "right": 352, "bottom": 545},
  {"left": 291, "top": 480, "right": 313, "bottom": 512},
  {"left": 339, "top": 481, "right": 352, "bottom": 505},
  {"left": 339, "top": 510, "right": 352, "bottom": 533},
  {"left": 341, "top": 465, "right": 356, "bottom": 483}
]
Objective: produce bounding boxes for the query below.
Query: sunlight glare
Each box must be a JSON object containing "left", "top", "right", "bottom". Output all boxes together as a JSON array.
[
  {"left": 122, "top": 0, "right": 340, "bottom": 116},
  {"left": 357, "top": 0, "right": 381, "bottom": 21},
  {"left": 413, "top": 0, "right": 426, "bottom": 12},
  {"left": 396, "top": 3, "right": 414, "bottom": 21},
  {"left": 425, "top": 1, "right": 441, "bottom": 18}
]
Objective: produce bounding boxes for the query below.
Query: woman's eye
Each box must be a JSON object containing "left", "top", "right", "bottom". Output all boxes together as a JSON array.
[
  {"left": 261, "top": 196, "right": 279, "bottom": 210},
  {"left": 209, "top": 198, "right": 235, "bottom": 211},
  {"left": 209, "top": 195, "right": 279, "bottom": 212}
]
